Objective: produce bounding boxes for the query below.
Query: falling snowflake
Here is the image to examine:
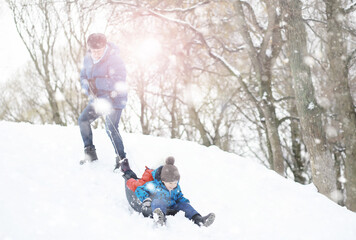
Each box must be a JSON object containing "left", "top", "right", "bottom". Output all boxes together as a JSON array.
[
  {"left": 146, "top": 182, "right": 155, "bottom": 191},
  {"left": 338, "top": 176, "right": 347, "bottom": 183},
  {"left": 330, "top": 190, "right": 343, "bottom": 203},
  {"left": 335, "top": 13, "right": 345, "bottom": 22},
  {"left": 115, "top": 82, "right": 128, "bottom": 94},
  {"left": 307, "top": 102, "right": 315, "bottom": 110},
  {"left": 266, "top": 49, "right": 272, "bottom": 57},
  {"left": 317, "top": 97, "right": 331, "bottom": 109},
  {"left": 326, "top": 125, "right": 338, "bottom": 139},
  {"left": 93, "top": 98, "right": 112, "bottom": 115},
  {"left": 55, "top": 90, "right": 65, "bottom": 101},
  {"left": 304, "top": 56, "right": 314, "bottom": 68},
  {"left": 109, "top": 67, "right": 116, "bottom": 75},
  {"left": 280, "top": 21, "right": 287, "bottom": 27}
]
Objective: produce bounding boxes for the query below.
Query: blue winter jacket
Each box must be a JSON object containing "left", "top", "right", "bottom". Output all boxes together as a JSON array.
[
  {"left": 80, "top": 42, "right": 127, "bottom": 109},
  {"left": 135, "top": 166, "right": 190, "bottom": 207}
]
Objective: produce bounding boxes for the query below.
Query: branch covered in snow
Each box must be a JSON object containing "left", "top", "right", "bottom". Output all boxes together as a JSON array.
[
  {"left": 147, "top": 9, "right": 200, "bottom": 32},
  {"left": 344, "top": 2, "right": 356, "bottom": 14},
  {"left": 145, "top": 7, "right": 263, "bottom": 112},
  {"left": 108, "top": 0, "right": 211, "bottom": 12},
  {"left": 278, "top": 116, "right": 300, "bottom": 125},
  {"left": 274, "top": 96, "right": 295, "bottom": 103},
  {"left": 106, "top": 1, "right": 263, "bottom": 119},
  {"left": 109, "top": 1, "right": 242, "bottom": 81},
  {"left": 154, "top": 0, "right": 211, "bottom": 13},
  {"left": 107, "top": 0, "right": 138, "bottom": 7},
  {"left": 240, "top": 1, "right": 264, "bottom": 32},
  {"left": 209, "top": 51, "right": 241, "bottom": 78}
]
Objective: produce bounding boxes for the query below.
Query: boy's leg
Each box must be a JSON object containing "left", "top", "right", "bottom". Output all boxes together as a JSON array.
[
  {"left": 105, "top": 109, "right": 126, "bottom": 159},
  {"left": 151, "top": 199, "right": 168, "bottom": 225},
  {"left": 170, "top": 202, "right": 216, "bottom": 227},
  {"left": 78, "top": 104, "right": 100, "bottom": 163},
  {"left": 78, "top": 104, "right": 100, "bottom": 148},
  {"left": 151, "top": 199, "right": 169, "bottom": 215},
  {"left": 168, "top": 202, "right": 199, "bottom": 220}
]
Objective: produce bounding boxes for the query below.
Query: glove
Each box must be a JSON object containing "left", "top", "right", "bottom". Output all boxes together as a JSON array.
[
  {"left": 141, "top": 198, "right": 152, "bottom": 211},
  {"left": 141, "top": 198, "right": 152, "bottom": 217}
]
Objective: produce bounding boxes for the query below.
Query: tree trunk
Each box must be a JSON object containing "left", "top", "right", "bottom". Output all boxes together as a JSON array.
[
  {"left": 234, "top": 1, "right": 285, "bottom": 176},
  {"left": 187, "top": 106, "right": 211, "bottom": 146},
  {"left": 138, "top": 80, "right": 150, "bottom": 135},
  {"left": 324, "top": 0, "right": 356, "bottom": 211},
  {"left": 290, "top": 103, "right": 309, "bottom": 184},
  {"left": 283, "top": 0, "right": 337, "bottom": 199},
  {"left": 261, "top": 96, "right": 285, "bottom": 175}
]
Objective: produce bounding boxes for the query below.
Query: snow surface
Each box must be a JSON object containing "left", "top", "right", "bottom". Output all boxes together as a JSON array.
[{"left": 0, "top": 121, "right": 355, "bottom": 240}]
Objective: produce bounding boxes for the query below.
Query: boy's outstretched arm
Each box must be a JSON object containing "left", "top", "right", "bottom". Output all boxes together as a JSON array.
[{"left": 176, "top": 186, "right": 190, "bottom": 204}]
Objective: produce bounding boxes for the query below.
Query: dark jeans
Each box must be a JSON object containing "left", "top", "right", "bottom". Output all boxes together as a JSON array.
[
  {"left": 151, "top": 199, "right": 199, "bottom": 220},
  {"left": 78, "top": 103, "right": 126, "bottom": 159}
]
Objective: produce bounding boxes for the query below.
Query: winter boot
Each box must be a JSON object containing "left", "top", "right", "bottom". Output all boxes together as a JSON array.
[
  {"left": 122, "top": 169, "right": 138, "bottom": 181},
  {"left": 113, "top": 156, "right": 121, "bottom": 172},
  {"left": 120, "top": 158, "right": 131, "bottom": 172},
  {"left": 79, "top": 146, "right": 98, "bottom": 165},
  {"left": 113, "top": 157, "right": 131, "bottom": 172},
  {"left": 192, "top": 213, "right": 215, "bottom": 227},
  {"left": 153, "top": 208, "right": 166, "bottom": 226}
]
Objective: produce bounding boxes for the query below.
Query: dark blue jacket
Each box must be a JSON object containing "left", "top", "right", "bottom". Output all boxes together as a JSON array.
[
  {"left": 80, "top": 42, "right": 127, "bottom": 109},
  {"left": 135, "top": 166, "right": 190, "bottom": 207}
]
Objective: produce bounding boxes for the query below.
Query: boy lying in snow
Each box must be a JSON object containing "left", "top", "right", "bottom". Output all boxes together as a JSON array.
[{"left": 119, "top": 156, "right": 215, "bottom": 226}]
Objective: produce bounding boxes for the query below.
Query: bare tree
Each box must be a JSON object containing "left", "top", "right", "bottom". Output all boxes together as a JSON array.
[
  {"left": 53, "top": 0, "right": 96, "bottom": 122},
  {"left": 282, "top": 0, "right": 338, "bottom": 199},
  {"left": 107, "top": 0, "right": 242, "bottom": 148},
  {"left": 0, "top": 63, "right": 50, "bottom": 124},
  {"left": 7, "top": 0, "right": 65, "bottom": 125},
  {"left": 322, "top": 0, "right": 356, "bottom": 211},
  {"left": 233, "top": 0, "right": 285, "bottom": 175},
  {"left": 4, "top": 0, "right": 354, "bottom": 210}
]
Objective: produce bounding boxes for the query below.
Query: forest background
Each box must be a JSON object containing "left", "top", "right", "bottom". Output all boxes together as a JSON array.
[{"left": 1, "top": 0, "right": 356, "bottom": 212}]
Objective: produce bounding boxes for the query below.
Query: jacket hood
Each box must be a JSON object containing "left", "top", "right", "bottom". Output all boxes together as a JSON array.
[{"left": 152, "top": 166, "right": 163, "bottom": 182}]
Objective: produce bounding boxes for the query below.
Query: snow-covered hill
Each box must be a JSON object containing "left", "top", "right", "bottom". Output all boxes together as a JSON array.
[{"left": 0, "top": 121, "right": 355, "bottom": 240}]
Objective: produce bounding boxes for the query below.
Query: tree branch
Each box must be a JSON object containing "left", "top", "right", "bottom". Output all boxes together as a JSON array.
[
  {"left": 154, "top": 0, "right": 211, "bottom": 13},
  {"left": 278, "top": 116, "right": 300, "bottom": 126},
  {"left": 344, "top": 2, "right": 356, "bottom": 14}
]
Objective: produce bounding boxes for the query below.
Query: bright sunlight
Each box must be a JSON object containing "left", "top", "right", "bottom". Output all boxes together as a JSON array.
[{"left": 135, "top": 37, "right": 162, "bottom": 62}]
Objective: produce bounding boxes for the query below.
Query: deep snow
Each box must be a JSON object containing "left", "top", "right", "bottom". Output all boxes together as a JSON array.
[{"left": 0, "top": 121, "right": 355, "bottom": 240}]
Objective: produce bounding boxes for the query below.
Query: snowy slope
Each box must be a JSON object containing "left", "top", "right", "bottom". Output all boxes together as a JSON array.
[{"left": 0, "top": 121, "right": 355, "bottom": 240}]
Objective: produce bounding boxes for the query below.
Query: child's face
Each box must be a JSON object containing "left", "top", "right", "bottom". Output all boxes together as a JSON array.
[
  {"left": 163, "top": 181, "right": 178, "bottom": 191},
  {"left": 90, "top": 46, "right": 106, "bottom": 60}
]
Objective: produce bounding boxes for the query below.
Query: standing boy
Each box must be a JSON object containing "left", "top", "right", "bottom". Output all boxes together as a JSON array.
[{"left": 78, "top": 33, "right": 128, "bottom": 171}]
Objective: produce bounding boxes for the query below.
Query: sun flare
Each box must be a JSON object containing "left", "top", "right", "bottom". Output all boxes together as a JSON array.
[{"left": 135, "top": 38, "right": 162, "bottom": 62}]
